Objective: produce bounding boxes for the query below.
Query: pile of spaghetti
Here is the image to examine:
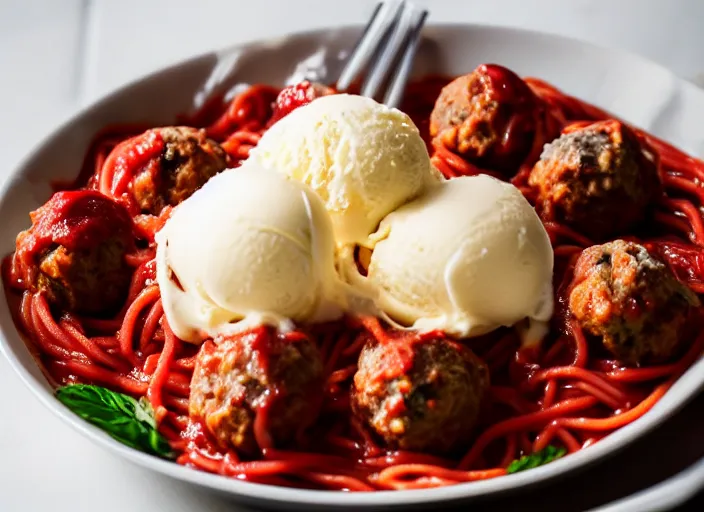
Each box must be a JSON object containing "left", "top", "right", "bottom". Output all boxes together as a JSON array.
[{"left": 4, "top": 64, "right": 704, "bottom": 493}]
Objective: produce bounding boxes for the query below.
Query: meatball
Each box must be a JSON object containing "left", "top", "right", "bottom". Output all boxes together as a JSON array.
[
  {"left": 270, "top": 80, "right": 335, "bottom": 122},
  {"left": 529, "top": 120, "right": 661, "bottom": 241},
  {"left": 429, "top": 63, "right": 545, "bottom": 173},
  {"left": 351, "top": 335, "right": 489, "bottom": 455},
  {"left": 13, "top": 190, "right": 134, "bottom": 315},
  {"left": 189, "top": 327, "right": 324, "bottom": 456},
  {"left": 569, "top": 240, "right": 699, "bottom": 365},
  {"left": 131, "top": 126, "right": 228, "bottom": 214}
]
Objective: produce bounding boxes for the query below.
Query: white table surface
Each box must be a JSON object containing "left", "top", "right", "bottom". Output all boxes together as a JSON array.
[{"left": 1, "top": 1, "right": 703, "bottom": 510}]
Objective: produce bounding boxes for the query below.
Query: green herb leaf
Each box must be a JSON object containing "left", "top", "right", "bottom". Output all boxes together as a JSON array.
[
  {"left": 55, "top": 384, "right": 174, "bottom": 459},
  {"left": 506, "top": 445, "right": 567, "bottom": 474}
]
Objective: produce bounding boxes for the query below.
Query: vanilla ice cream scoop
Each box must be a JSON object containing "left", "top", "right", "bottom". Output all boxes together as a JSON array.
[
  {"left": 360, "top": 175, "right": 554, "bottom": 338},
  {"left": 155, "top": 163, "right": 344, "bottom": 343},
  {"left": 250, "top": 94, "right": 440, "bottom": 246}
]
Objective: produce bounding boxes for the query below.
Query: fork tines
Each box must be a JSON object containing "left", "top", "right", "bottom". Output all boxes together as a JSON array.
[{"left": 336, "top": 0, "right": 429, "bottom": 108}]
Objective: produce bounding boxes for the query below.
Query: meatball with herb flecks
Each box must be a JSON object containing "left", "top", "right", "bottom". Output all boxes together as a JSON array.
[
  {"left": 189, "top": 326, "right": 324, "bottom": 456},
  {"left": 12, "top": 190, "right": 134, "bottom": 315},
  {"left": 125, "top": 126, "right": 228, "bottom": 215},
  {"left": 430, "top": 64, "right": 551, "bottom": 174},
  {"left": 351, "top": 333, "right": 489, "bottom": 455},
  {"left": 569, "top": 240, "right": 699, "bottom": 365},
  {"left": 529, "top": 120, "right": 661, "bottom": 241}
]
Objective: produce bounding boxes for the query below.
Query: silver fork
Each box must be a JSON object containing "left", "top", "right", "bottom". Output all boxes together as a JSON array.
[{"left": 336, "top": 0, "right": 429, "bottom": 108}]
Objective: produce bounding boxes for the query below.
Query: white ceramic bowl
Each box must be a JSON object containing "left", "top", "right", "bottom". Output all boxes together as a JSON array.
[{"left": 1, "top": 24, "right": 703, "bottom": 510}]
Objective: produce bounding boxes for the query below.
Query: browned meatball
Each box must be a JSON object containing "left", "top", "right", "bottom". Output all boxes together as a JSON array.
[
  {"left": 569, "top": 240, "right": 699, "bottom": 365},
  {"left": 36, "top": 240, "right": 130, "bottom": 315},
  {"left": 132, "top": 126, "right": 228, "bottom": 214},
  {"left": 351, "top": 335, "right": 489, "bottom": 455},
  {"left": 270, "top": 80, "right": 335, "bottom": 122},
  {"left": 13, "top": 190, "right": 134, "bottom": 315},
  {"left": 529, "top": 120, "right": 661, "bottom": 241},
  {"left": 430, "top": 64, "right": 548, "bottom": 174},
  {"left": 189, "top": 327, "right": 324, "bottom": 456}
]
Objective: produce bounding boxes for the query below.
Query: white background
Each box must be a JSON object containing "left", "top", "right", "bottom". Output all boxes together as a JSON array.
[{"left": 1, "top": 1, "right": 703, "bottom": 510}]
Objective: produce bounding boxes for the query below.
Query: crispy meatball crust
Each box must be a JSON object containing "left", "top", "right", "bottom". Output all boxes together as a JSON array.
[
  {"left": 351, "top": 336, "right": 489, "bottom": 455},
  {"left": 529, "top": 120, "right": 661, "bottom": 241},
  {"left": 132, "top": 126, "right": 228, "bottom": 214},
  {"left": 36, "top": 238, "right": 130, "bottom": 315},
  {"left": 189, "top": 328, "right": 324, "bottom": 456},
  {"left": 429, "top": 63, "right": 542, "bottom": 173},
  {"left": 13, "top": 191, "right": 134, "bottom": 315},
  {"left": 569, "top": 240, "right": 699, "bottom": 365}
]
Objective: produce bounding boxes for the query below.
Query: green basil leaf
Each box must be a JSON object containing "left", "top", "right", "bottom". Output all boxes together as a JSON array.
[
  {"left": 506, "top": 445, "right": 567, "bottom": 474},
  {"left": 136, "top": 396, "right": 157, "bottom": 429},
  {"left": 55, "top": 384, "right": 174, "bottom": 459}
]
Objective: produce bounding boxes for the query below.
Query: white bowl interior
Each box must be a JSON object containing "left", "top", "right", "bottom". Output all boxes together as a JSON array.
[{"left": 1, "top": 24, "right": 703, "bottom": 509}]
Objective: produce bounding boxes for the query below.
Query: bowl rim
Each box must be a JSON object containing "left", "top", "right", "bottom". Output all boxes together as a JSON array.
[{"left": 1, "top": 22, "right": 704, "bottom": 508}]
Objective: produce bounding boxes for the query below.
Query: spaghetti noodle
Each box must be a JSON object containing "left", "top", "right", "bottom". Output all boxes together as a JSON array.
[{"left": 3, "top": 70, "right": 704, "bottom": 492}]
